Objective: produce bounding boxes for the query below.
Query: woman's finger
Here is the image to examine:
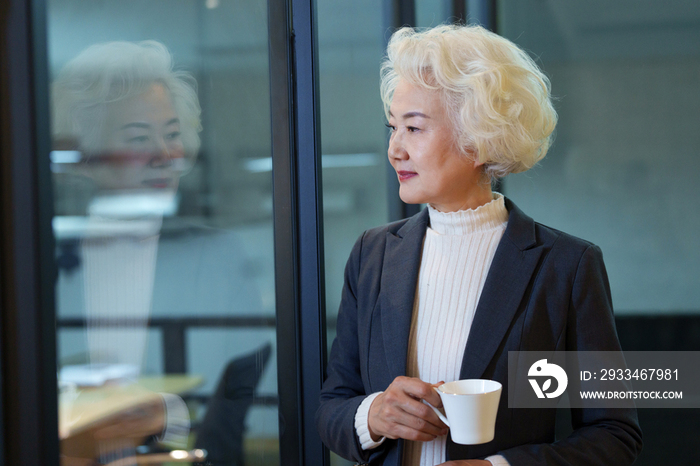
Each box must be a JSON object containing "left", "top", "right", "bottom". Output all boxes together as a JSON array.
[
  {"left": 382, "top": 401, "right": 446, "bottom": 437},
  {"left": 395, "top": 376, "right": 444, "bottom": 408},
  {"left": 368, "top": 377, "right": 449, "bottom": 440},
  {"left": 394, "top": 394, "right": 447, "bottom": 429}
]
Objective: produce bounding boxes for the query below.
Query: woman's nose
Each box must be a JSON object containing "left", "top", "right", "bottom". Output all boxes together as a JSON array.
[
  {"left": 388, "top": 131, "right": 408, "bottom": 160},
  {"left": 147, "top": 139, "right": 172, "bottom": 168}
]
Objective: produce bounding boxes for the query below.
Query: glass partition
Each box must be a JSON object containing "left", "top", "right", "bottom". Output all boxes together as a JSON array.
[
  {"left": 316, "top": 2, "right": 466, "bottom": 465},
  {"left": 49, "top": 1, "right": 279, "bottom": 464},
  {"left": 416, "top": 0, "right": 452, "bottom": 27},
  {"left": 497, "top": 2, "right": 700, "bottom": 463},
  {"left": 316, "top": 2, "right": 390, "bottom": 465},
  {"left": 317, "top": 0, "right": 390, "bottom": 348},
  {"left": 497, "top": 0, "right": 700, "bottom": 315}
]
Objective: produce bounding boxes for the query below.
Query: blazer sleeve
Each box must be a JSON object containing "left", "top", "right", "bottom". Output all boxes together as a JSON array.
[
  {"left": 315, "top": 232, "right": 390, "bottom": 464},
  {"left": 498, "top": 245, "right": 643, "bottom": 465}
]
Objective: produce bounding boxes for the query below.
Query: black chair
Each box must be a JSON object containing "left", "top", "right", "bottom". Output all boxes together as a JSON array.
[{"left": 194, "top": 343, "right": 273, "bottom": 466}]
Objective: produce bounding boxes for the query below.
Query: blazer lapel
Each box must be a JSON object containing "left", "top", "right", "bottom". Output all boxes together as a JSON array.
[
  {"left": 460, "top": 199, "right": 543, "bottom": 380},
  {"left": 380, "top": 209, "right": 429, "bottom": 381}
]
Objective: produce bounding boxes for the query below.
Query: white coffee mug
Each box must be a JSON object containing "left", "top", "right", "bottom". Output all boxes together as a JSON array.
[{"left": 427, "top": 379, "right": 502, "bottom": 445}]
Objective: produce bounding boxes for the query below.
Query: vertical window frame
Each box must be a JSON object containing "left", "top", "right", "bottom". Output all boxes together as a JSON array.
[
  {"left": 269, "top": 0, "right": 328, "bottom": 465},
  {"left": 0, "top": 0, "right": 59, "bottom": 464}
]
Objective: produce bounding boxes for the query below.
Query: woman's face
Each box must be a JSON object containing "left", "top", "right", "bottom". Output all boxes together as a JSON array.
[
  {"left": 387, "top": 79, "right": 489, "bottom": 212},
  {"left": 84, "top": 82, "right": 185, "bottom": 192}
]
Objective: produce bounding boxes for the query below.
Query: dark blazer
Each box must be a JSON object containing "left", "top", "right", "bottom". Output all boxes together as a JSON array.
[{"left": 316, "top": 198, "right": 642, "bottom": 465}]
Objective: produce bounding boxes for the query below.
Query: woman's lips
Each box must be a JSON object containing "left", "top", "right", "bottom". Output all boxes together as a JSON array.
[
  {"left": 142, "top": 178, "right": 173, "bottom": 189},
  {"left": 397, "top": 170, "right": 418, "bottom": 182}
]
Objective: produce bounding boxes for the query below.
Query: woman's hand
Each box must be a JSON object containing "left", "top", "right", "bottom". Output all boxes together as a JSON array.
[
  {"left": 438, "top": 461, "right": 491, "bottom": 466},
  {"left": 368, "top": 376, "right": 448, "bottom": 442}
]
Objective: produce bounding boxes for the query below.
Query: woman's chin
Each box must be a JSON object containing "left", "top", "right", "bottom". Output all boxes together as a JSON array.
[{"left": 398, "top": 191, "right": 426, "bottom": 207}]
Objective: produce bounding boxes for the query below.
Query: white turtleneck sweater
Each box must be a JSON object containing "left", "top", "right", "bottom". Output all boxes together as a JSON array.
[{"left": 354, "top": 193, "right": 510, "bottom": 466}]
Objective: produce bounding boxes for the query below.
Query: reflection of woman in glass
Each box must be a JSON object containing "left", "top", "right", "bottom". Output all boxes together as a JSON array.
[
  {"left": 317, "top": 25, "right": 642, "bottom": 466},
  {"left": 53, "top": 41, "right": 201, "bottom": 464},
  {"left": 53, "top": 40, "right": 200, "bottom": 198}
]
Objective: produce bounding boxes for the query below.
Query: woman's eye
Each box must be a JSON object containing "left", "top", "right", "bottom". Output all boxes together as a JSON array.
[
  {"left": 128, "top": 135, "right": 150, "bottom": 144},
  {"left": 165, "top": 131, "right": 181, "bottom": 141},
  {"left": 407, "top": 126, "right": 419, "bottom": 132},
  {"left": 385, "top": 123, "right": 396, "bottom": 132}
]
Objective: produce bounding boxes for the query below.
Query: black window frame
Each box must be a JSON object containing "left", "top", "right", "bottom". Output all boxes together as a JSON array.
[{"left": 1, "top": 0, "right": 59, "bottom": 464}]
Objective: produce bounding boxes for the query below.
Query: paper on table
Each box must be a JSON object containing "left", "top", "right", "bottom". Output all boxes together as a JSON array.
[{"left": 59, "top": 363, "right": 139, "bottom": 387}]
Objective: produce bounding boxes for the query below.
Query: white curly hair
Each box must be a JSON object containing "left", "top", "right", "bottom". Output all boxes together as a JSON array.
[{"left": 381, "top": 24, "right": 557, "bottom": 180}]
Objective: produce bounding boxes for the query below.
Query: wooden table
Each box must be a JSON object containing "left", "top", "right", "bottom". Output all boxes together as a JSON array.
[{"left": 59, "top": 375, "right": 203, "bottom": 462}]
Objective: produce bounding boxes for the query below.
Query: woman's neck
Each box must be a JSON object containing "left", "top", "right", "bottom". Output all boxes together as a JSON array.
[{"left": 430, "top": 184, "right": 493, "bottom": 213}]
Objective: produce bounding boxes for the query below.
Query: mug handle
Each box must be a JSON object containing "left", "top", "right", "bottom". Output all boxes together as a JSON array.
[{"left": 423, "top": 387, "right": 450, "bottom": 427}]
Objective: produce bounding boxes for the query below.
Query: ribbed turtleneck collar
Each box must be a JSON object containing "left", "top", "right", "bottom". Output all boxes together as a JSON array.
[{"left": 427, "top": 193, "right": 508, "bottom": 235}]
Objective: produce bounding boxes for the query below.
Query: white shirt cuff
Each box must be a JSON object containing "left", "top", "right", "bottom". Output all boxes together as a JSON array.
[
  {"left": 485, "top": 454, "right": 511, "bottom": 466},
  {"left": 354, "top": 392, "right": 386, "bottom": 450},
  {"left": 158, "top": 393, "right": 190, "bottom": 448}
]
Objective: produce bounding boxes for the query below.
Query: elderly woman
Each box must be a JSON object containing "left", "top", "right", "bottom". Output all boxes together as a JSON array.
[{"left": 316, "top": 25, "right": 642, "bottom": 466}]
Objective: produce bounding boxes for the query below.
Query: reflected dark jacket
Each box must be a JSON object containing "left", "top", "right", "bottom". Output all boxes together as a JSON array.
[{"left": 315, "top": 198, "right": 642, "bottom": 465}]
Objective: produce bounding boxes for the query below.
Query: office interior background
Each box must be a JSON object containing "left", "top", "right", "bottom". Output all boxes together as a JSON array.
[{"left": 1, "top": 0, "right": 699, "bottom": 465}]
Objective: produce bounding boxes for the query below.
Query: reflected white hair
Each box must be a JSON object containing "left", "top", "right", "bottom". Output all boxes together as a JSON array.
[
  {"left": 380, "top": 25, "right": 557, "bottom": 179},
  {"left": 52, "top": 40, "right": 201, "bottom": 158}
]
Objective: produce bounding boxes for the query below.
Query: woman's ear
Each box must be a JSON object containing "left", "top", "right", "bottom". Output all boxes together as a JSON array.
[{"left": 468, "top": 148, "right": 485, "bottom": 168}]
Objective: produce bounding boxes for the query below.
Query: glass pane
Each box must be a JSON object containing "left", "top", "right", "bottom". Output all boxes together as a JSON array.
[
  {"left": 316, "top": 1, "right": 391, "bottom": 465},
  {"left": 317, "top": 0, "right": 389, "bottom": 345},
  {"left": 49, "top": 1, "right": 279, "bottom": 465},
  {"left": 497, "top": 2, "right": 700, "bottom": 463},
  {"left": 416, "top": 0, "right": 452, "bottom": 27},
  {"left": 497, "top": 0, "right": 700, "bottom": 314}
]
